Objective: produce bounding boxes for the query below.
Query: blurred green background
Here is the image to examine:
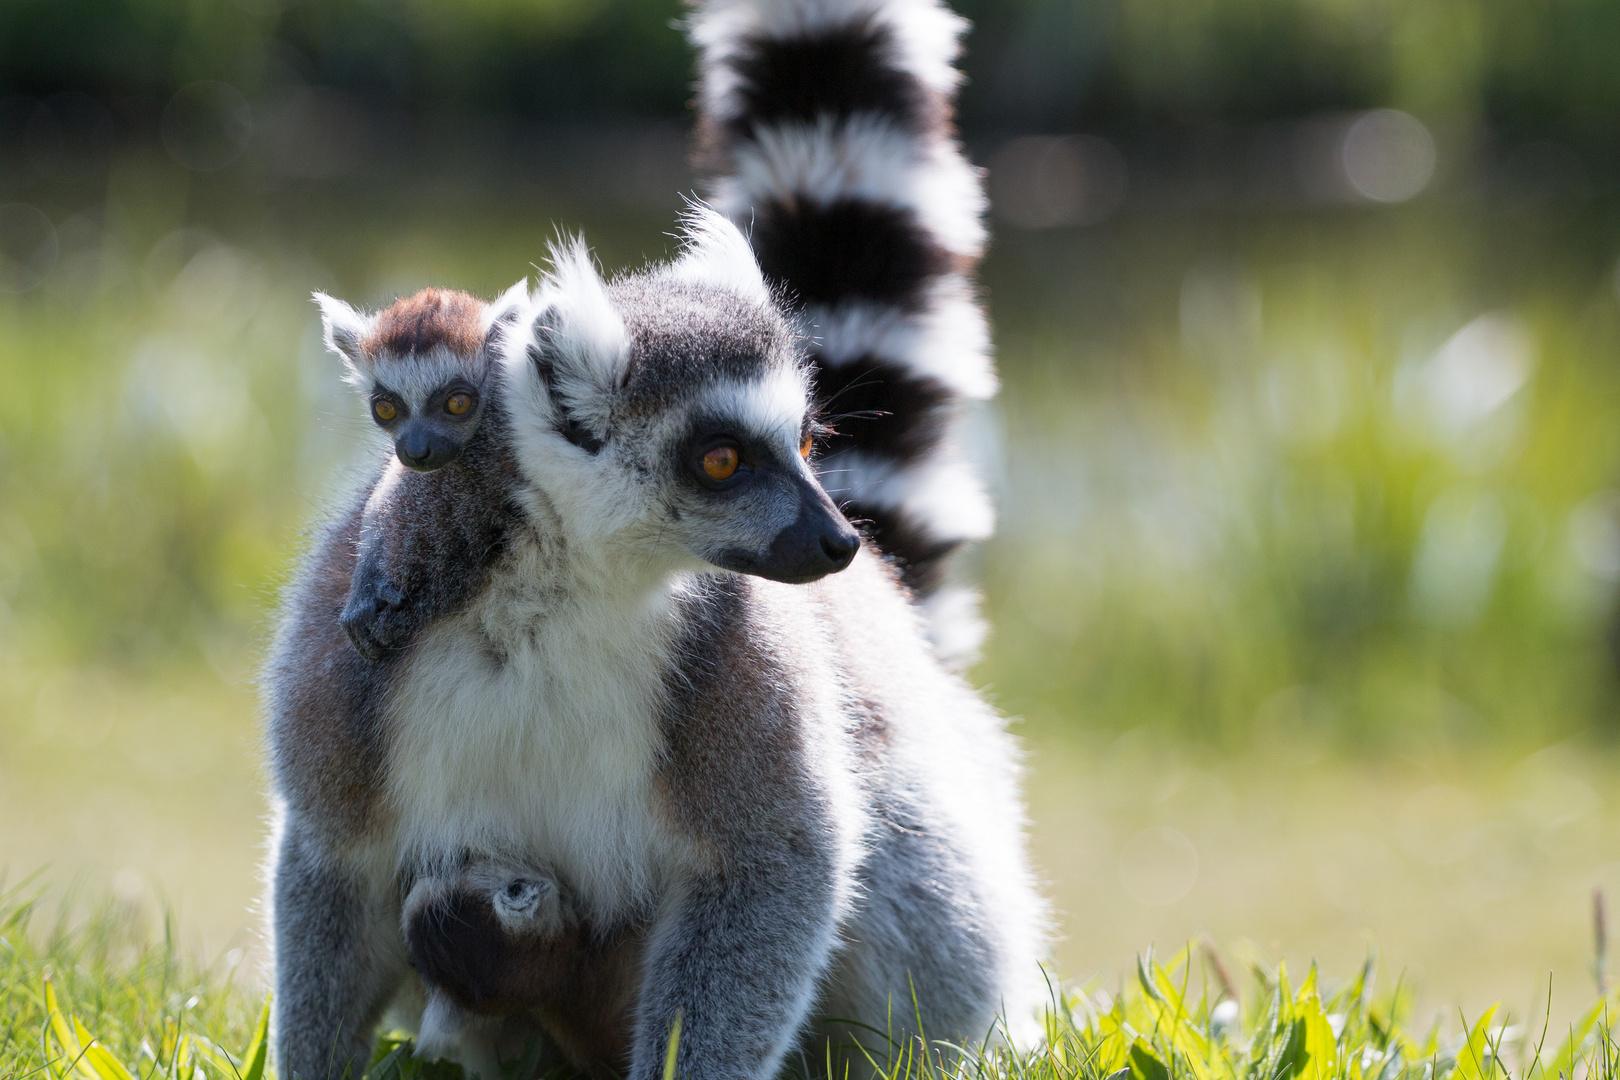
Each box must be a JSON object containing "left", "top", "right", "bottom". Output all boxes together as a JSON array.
[{"left": 3, "top": 0, "right": 1620, "bottom": 1035}]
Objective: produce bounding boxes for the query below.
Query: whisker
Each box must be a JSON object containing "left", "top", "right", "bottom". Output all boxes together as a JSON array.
[{"left": 815, "top": 370, "right": 887, "bottom": 410}]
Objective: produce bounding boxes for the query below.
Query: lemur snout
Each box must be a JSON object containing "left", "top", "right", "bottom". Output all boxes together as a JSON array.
[
  {"left": 777, "top": 515, "right": 859, "bottom": 581},
  {"left": 759, "top": 496, "right": 861, "bottom": 583},
  {"left": 396, "top": 425, "right": 464, "bottom": 471}
]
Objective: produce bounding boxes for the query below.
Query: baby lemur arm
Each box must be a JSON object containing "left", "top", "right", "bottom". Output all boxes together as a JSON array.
[
  {"left": 341, "top": 405, "right": 523, "bottom": 661},
  {"left": 631, "top": 581, "right": 856, "bottom": 1080}
]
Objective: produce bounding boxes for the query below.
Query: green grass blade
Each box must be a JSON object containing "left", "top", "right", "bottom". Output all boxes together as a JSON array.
[
  {"left": 661, "top": 1009, "right": 683, "bottom": 1080},
  {"left": 1453, "top": 1004, "right": 1501, "bottom": 1080},
  {"left": 238, "top": 999, "right": 270, "bottom": 1080},
  {"left": 81, "top": 1045, "right": 137, "bottom": 1080}
]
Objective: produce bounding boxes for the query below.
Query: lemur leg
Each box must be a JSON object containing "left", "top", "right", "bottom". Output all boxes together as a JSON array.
[
  {"left": 629, "top": 868, "right": 840, "bottom": 1080},
  {"left": 272, "top": 820, "right": 406, "bottom": 1080},
  {"left": 813, "top": 807, "right": 1014, "bottom": 1068}
]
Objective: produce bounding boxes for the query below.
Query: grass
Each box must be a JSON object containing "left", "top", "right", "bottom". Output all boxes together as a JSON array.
[
  {"left": 0, "top": 881, "right": 260, "bottom": 1080},
  {"left": 7, "top": 888, "right": 1620, "bottom": 1080}
]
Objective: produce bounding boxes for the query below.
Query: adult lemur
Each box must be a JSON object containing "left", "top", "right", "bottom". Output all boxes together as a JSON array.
[{"left": 266, "top": 2, "right": 1042, "bottom": 1079}]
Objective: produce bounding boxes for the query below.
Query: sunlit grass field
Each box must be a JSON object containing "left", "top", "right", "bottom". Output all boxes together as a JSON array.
[
  {"left": 3, "top": 141, "right": 1620, "bottom": 1038},
  {"left": 9, "top": 887, "right": 1620, "bottom": 1080}
]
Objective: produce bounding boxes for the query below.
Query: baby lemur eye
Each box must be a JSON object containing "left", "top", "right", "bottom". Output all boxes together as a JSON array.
[
  {"left": 372, "top": 398, "right": 397, "bottom": 423},
  {"left": 800, "top": 433, "right": 813, "bottom": 460},
  {"left": 701, "top": 445, "right": 740, "bottom": 481},
  {"left": 445, "top": 392, "right": 472, "bottom": 416}
]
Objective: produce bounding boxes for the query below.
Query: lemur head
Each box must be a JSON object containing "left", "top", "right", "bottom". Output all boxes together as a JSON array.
[
  {"left": 503, "top": 208, "right": 860, "bottom": 584},
  {"left": 315, "top": 284, "right": 527, "bottom": 472}
]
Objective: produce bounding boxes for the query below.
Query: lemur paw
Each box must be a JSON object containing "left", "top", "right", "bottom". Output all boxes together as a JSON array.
[{"left": 340, "top": 576, "right": 409, "bottom": 661}]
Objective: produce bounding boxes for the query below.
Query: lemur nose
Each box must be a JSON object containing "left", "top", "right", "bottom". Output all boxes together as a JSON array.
[
  {"left": 819, "top": 529, "right": 859, "bottom": 571},
  {"left": 398, "top": 434, "right": 433, "bottom": 466}
]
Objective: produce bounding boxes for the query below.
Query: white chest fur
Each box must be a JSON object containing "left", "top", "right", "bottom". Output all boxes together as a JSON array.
[{"left": 382, "top": 540, "right": 687, "bottom": 919}]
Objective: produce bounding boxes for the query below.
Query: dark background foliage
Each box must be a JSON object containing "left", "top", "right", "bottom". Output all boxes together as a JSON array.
[{"left": 2, "top": 0, "right": 1618, "bottom": 154}]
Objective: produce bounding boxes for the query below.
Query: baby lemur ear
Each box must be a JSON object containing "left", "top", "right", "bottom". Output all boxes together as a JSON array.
[
  {"left": 667, "top": 203, "right": 772, "bottom": 306},
  {"left": 313, "top": 292, "right": 377, "bottom": 387},
  {"left": 480, "top": 279, "right": 529, "bottom": 353}
]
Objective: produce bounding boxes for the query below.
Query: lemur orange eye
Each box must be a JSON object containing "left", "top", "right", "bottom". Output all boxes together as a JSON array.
[
  {"left": 702, "top": 445, "right": 739, "bottom": 481},
  {"left": 372, "top": 399, "right": 397, "bottom": 423},
  {"left": 445, "top": 392, "right": 472, "bottom": 416},
  {"left": 800, "top": 433, "right": 813, "bottom": 459}
]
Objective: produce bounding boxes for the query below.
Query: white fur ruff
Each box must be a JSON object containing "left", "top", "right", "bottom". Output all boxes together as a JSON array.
[{"left": 385, "top": 552, "right": 697, "bottom": 917}]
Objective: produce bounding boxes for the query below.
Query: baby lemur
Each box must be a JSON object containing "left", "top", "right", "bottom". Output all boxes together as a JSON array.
[
  {"left": 402, "top": 861, "right": 640, "bottom": 1080},
  {"left": 316, "top": 283, "right": 526, "bottom": 661}
]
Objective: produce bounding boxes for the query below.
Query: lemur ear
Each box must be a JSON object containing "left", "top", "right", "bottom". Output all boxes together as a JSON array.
[
  {"left": 668, "top": 204, "right": 772, "bottom": 306},
  {"left": 481, "top": 279, "right": 530, "bottom": 351},
  {"left": 514, "top": 237, "right": 629, "bottom": 453},
  {"left": 534, "top": 236, "right": 630, "bottom": 389},
  {"left": 313, "top": 292, "right": 376, "bottom": 386}
]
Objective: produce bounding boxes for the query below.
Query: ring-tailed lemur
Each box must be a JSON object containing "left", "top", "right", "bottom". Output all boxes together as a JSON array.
[
  {"left": 265, "top": 3, "right": 1043, "bottom": 1080},
  {"left": 401, "top": 860, "right": 640, "bottom": 1080},
  {"left": 315, "top": 284, "right": 528, "bottom": 661}
]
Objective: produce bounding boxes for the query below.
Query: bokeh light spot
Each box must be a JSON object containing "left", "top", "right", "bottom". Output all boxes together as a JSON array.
[
  {"left": 991, "top": 135, "right": 1128, "bottom": 229},
  {"left": 0, "top": 203, "right": 59, "bottom": 292},
  {"left": 161, "top": 81, "right": 252, "bottom": 172},
  {"left": 1342, "top": 109, "right": 1435, "bottom": 203},
  {"left": 1569, "top": 492, "right": 1620, "bottom": 583}
]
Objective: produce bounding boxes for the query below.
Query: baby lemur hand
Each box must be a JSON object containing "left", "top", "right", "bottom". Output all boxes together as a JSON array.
[{"left": 341, "top": 547, "right": 409, "bottom": 660}]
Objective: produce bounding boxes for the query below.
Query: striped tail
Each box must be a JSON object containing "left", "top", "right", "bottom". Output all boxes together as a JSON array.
[{"left": 689, "top": 0, "right": 996, "bottom": 667}]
